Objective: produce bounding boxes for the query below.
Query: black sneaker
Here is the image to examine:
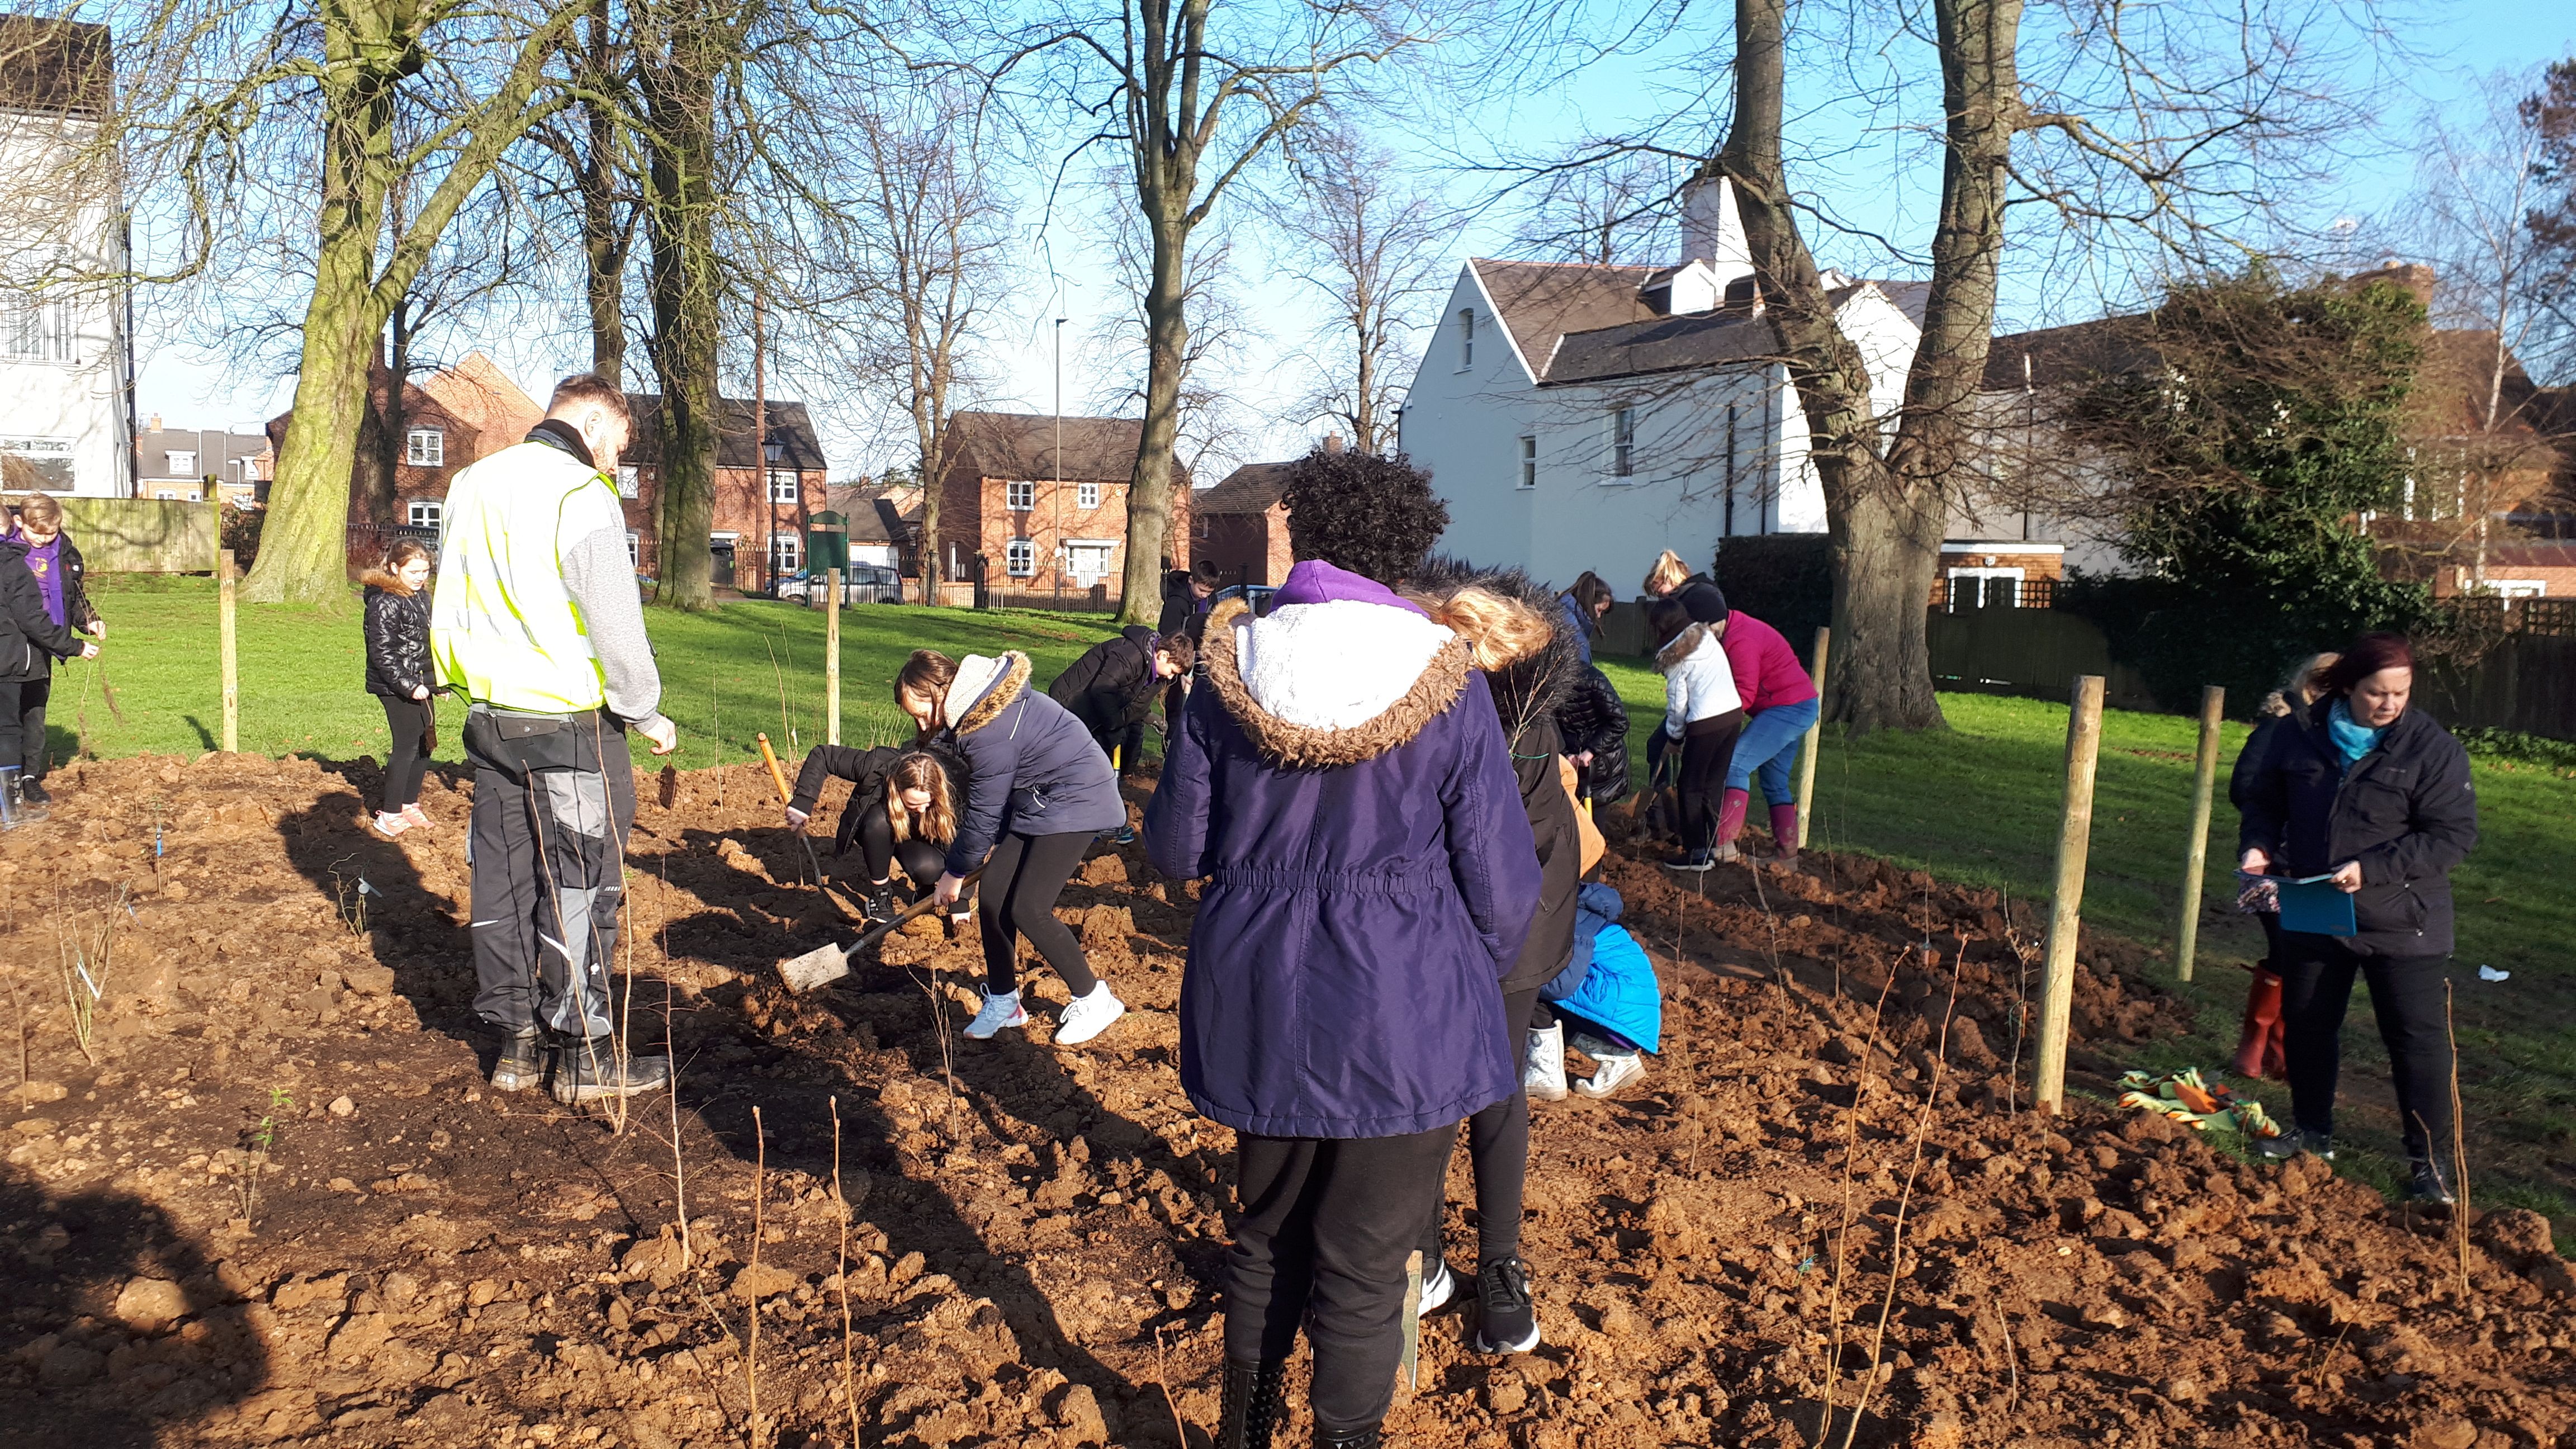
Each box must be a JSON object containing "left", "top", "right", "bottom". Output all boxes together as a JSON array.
[
  {"left": 2258, "top": 1128, "right": 2334, "bottom": 1162},
  {"left": 551, "top": 1038, "right": 674, "bottom": 1104},
  {"left": 860, "top": 882, "right": 902, "bottom": 925},
  {"left": 2408, "top": 1157, "right": 2456, "bottom": 1207},
  {"left": 1471, "top": 1255, "right": 1541, "bottom": 1353},
  {"left": 1663, "top": 849, "right": 1716, "bottom": 873},
  {"left": 18, "top": 778, "right": 50, "bottom": 806},
  {"left": 490, "top": 1025, "right": 546, "bottom": 1093}
]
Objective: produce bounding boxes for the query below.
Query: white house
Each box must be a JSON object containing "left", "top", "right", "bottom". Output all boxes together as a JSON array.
[
  {"left": 0, "top": 17, "right": 133, "bottom": 500},
  {"left": 1398, "top": 175, "right": 1925, "bottom": 589}
]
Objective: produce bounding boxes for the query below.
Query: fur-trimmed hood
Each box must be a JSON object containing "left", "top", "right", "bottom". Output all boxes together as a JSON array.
[
  {"left": 1200, "top": 593, "right": 1472, "bottom": 770},
  {"left": 1403, "top": 556, "right": 1579, "bottom": 749},
  {"left": 949, "top": 651, "right": 1033, "bottom": 736},
  {"left": 1655, "top": 620, "right": 1723, "bottom": 673},
  {"left": 358, "top": 566, "right": 418, "bottom": 596}
]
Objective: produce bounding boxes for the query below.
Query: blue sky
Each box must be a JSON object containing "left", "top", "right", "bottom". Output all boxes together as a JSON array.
[{"left": 139, "top": 0, "right": 2576, "bottom": 481}]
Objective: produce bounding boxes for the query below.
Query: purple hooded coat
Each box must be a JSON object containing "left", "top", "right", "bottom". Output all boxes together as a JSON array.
[{"left": 1143, "top": 561, "right": 1542, "bottom": 1139}]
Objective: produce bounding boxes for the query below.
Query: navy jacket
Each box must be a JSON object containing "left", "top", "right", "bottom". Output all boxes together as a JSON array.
[
  {"left": 1047, "top": 626, "right": 1162, "bottom": 741},
  {"left": 1144, "top": 573, "right": 1542, "bottom": 1139},
  {"left": 2236, "top": 699, "right": 2478, "bottom": 958},
  {"left": 942, "top": 652, "right": 1126, "bottom": 875},
  {"left": 0, "top": 537, "right": 80, "bottom": 684}
]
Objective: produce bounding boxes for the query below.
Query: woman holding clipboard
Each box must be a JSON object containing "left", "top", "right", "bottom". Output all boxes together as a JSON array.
[{"left": 2236, "top": 632, "right": 2478, "bottom": 1204}]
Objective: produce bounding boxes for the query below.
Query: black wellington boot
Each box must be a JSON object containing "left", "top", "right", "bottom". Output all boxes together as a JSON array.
[
  {"left": 1314, "top": 1426, "right": 1384, "bottom": 1448},
  {"left": 551, "top": 1037, "right": 673, "bottom": 1104},
  {"left": 491, "top": 1024, "right": 546, "bottom": 1093},
  {"left": 1215, "top": 1358, "right": 1286, "bottom": 1449}
]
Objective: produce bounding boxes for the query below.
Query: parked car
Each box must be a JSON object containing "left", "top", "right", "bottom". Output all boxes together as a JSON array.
[
  {"left": 775, "top": 564, "right": 905, "bottom": 605},
  {"left": 1210, "top": 583, "right": 1279, "bottom": 618}
]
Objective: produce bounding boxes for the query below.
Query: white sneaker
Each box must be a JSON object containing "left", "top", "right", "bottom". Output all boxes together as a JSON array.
[
  {"left": 1419, "top": 1257, "right": 1457, "bottom": 1313},
  {"left": 1574, "top": 1053, "right": 1647, "bottom": 1098},
  {"left": 963, "top": 991, "right": 1027, "bottom": 1040},
  {"left": 1054, "top": 983, "right": 1126, "bottom": 1046},
  {"left": 373, "top": 811, "right": 411, "bottom": 838},
  {"left": 1522, "top": 1024, "right": 1568, "bottom": 1102}
]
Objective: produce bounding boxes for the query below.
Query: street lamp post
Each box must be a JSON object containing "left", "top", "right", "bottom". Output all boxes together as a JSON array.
[{"left": 1053, "top": 315, "right": 1066, "bottom": 610}]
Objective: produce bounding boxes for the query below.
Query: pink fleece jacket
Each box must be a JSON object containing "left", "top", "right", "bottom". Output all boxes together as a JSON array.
[{"left": 1723, "top": 610, "right": 1819, "bottom": 712}]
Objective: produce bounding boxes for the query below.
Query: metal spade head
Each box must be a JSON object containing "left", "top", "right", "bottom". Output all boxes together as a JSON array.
[{"left": 776, "top": 940, "right": 850, "bottom": 995}]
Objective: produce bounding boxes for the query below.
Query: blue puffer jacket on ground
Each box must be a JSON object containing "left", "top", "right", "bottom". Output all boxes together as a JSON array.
[{"left": 1542, "top": 883, "right": 1661, "bottom": 1053}]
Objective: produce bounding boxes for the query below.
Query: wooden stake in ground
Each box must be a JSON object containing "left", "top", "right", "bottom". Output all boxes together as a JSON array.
[
  {"left": 2033, "top": 674, "right": 2105, "bottom": 1114},
  {"left": 2174, "top": 685, "right": 2225, "bottom": 981},
  {"left": 217, "top": 548, "right": 239, "bottom": 752},
  {"left": 1794, "top": 626, "right": 1831, "bottom": 849},
  {"left": 825, "top": 567, "right": 842, "bottom": 747}
]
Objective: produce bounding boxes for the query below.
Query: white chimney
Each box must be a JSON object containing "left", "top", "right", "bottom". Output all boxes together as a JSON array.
[{"left": 1679, "top": 175, "right": 1756, "bottom": 293}]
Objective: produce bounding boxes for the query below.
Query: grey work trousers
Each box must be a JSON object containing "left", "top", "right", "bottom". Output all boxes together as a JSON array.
[{"left": 466, "top": 712, "right": 636, "bottom": 1038}]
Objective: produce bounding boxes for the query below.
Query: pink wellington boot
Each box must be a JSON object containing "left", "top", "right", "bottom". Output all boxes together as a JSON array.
[
  {"left": 1713, "top": 788, "right": 1750, "bottom": 863},
  {"left": 1769, "top": 802, "right": 1802, "bottom": 866}
]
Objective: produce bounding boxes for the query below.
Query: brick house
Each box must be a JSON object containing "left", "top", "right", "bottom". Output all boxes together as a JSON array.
[
  {"left": 269, "top": 351, "right": 544, "bottom": 561},
  {"left": 934, "top": 411, "right": 1191, "bottom": 605},
  {"left": 1194, "top": 460, "right": 1294, "bottom": 587},
  {"left": 619, "top": 396, "right": 828, "bottom": 594}
]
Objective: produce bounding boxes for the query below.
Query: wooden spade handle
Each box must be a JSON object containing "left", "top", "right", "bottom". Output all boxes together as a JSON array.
[{"left": 756, "top": 732, "right": 795, "bottom": 806}]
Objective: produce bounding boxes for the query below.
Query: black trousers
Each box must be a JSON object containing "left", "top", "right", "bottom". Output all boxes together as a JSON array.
[
  {"left": 849, "top": 803, "right": 947, "bottom": 892},
  {"left": 378, "top": 695, "right": 434, "bottom": 813},
  {"left": 0, "top": 674, "right": 41, "bottom": 778},
  {"left": 978, "top": 830, "right": 1097, "bottom": 997},
  {"left": 1420, "top": 987, "right": 1540, "bottom": 1269},
  {"left": 1228, "top": 1124, "right": 1458, "bottom": 1432},
  {"left": 10, "top": 673, "right": 53, "bottom": 776},
  {"left": 467, "top": 719, "right": 637, "bottom": 1039},
  {"left": 2277, "top": 934, "right": 2456, "bottom": 1163},
  {"left": 1676, "top": 709, "right": 1745, "bottom": 853}
]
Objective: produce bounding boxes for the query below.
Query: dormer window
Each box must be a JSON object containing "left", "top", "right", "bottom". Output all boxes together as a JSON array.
[{"left": 1457, "top": 308, "right": 1475, "bottom": 370}]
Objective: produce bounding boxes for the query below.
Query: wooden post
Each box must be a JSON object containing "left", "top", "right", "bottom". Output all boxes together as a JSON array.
[
  {"left": 2033, "top": 674, "right": 2106, "bottom": 1114},
  {"left": 824, "top": 567, "right": 841, "bottom": 747},
  {"left": 1792, "top": 626, "right": 1830, "bottom": 847},
  {"left": 2174, "top": 684, "right": 2226, "bottom": 981},
  {"left": 217, "top": 548, "right": 239, "bottom": 753}
]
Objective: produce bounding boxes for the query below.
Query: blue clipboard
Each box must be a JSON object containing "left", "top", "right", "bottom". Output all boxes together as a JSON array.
[{"left": 2270, "top": 874, "right": 2357, "bottom": 937}]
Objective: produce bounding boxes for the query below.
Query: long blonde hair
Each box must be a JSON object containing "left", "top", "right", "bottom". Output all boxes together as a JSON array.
[
  {"left": 1642, "top": 548, "right": 1692, "bottom": 596},
  {"left": 884, "top": 751, "right": 957, "bottom": 847},
  {"left": 1422, "top": 584, "right": 1554, "bottom": 672}
]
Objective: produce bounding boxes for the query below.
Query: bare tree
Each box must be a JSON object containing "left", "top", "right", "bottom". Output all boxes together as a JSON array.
[
  {"left": 1266, "top": 124, "right": 1451, "bottom": 453},
  {"left": 999, "top": 0, "right": 1466, "bottom": 624},
  {"left": 837, "top": 83, "right": 1011, "bottom": 603},
  {"left": 1510, "top": 145, "right": 1674, "bottom": 265},
  {"left": 1088, "top": 179, "right": 1262, "bottom": 485}
]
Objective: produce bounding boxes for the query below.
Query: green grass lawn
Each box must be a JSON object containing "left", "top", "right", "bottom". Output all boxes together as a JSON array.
[
  {"left": 61, "top": 576, "right": 1121, "bottom": 771},
  {"left": 1599, "top": 657, "right": 2576, "bottom": 1227}
]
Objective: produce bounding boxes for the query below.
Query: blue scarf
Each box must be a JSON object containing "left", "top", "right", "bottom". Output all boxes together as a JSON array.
[{"left": 2326, "top": 699, "right": 2385, "bottom": 771}]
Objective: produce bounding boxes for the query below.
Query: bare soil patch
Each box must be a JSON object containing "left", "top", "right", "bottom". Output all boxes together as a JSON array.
[{"left": 3, "top": 753, "right": 2571, "bottom": 1448}]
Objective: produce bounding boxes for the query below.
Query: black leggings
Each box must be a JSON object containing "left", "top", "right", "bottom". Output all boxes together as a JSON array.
[
  {"left": 2278, "top": 935, "right": 2456, "bottom": 1163},
  {"left": 979, "top": 831, "right": 1097, "bottom": 997},
  {"left": 379, "top": 695, "right": 434, "bottom": 812},
  {"left": 850, "top": 804, "right": 947, "bottom": 893},
  {"left": 1228, "top": 1124, "right": 1457, "bottom": 1432},
  {"left": 1675, "top": 710, "right": 1744, "bottom": 853},
  {"left": 1421, "top": 987, "right": 1540, "bottom": 1268}
]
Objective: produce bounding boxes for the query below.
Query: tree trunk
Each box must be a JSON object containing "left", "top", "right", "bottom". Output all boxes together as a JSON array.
[
  {"left": 642, "top": 0, "right": 721, "bottom": 611},
  {"left": 245, "top": 24, "right": 396, "bottom": 606},
  {"left": 582, "top": 107, "right": 626, "bottom": 383},
  {"left": 1119, "top": 207, "right": 1188, "bottom": 624}
]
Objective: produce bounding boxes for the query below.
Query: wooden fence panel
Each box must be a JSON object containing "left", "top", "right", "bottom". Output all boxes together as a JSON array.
[
  {"left": 1925, "top": 607, "right": 2160, "bottom": 712},
  {"left": 2422, "top": 634, "right": 2576, "bottom": 742},
  {"left": 45, "top": 497, "right": 217, "bottom": 572}
]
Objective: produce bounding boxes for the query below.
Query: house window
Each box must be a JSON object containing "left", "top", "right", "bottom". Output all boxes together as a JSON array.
[
  {"left": 1078, "top": 480, "right": 1101, "bottom": 509},
  {"left": 626, "top": 529, "right": 642, "bottom": 567},
  {"left": 154, "top": 489, "right": 181, "bottom": 501},
  {"left": 770, "top": 531, "right": 801, "bottom": 576},
  {"left": 2, "top": 289, "right": 75, "bottom": 362},
  {"left": 1944, "top": 567, "right": 2024, "bottom": 611},
  {"left": 617, "top": 465, "right": 641, "bottom": 499},
  {"left": 406, "top": 428, "right": 444, "bottom": 466},
  {"left": 1006, "top": 538, "right": 1035, "bottom": 576},
  {"left": 1609, "top": 407, "right": 1635, "bottom": 479},
  {"left": 1067, "top": 542, "right": 1112, "bottom": 582},
  {"left": 1006, "top": 480, "right": 1034, "bottom": 511},
  {"left": 406, "top": 499, "right": 442, "bottom": 528},
  {"left": 1457, "top": 308, "right": 1475, "bottom": 369},
  {"left": 1517, "top": 435, "right": 1537, "bottom": 489},
  {"left": 768, "top": 469, "right": 800, "bottom": 504},
  {"left": 165, "top": 451, "right": 197, "bottom": 476}
]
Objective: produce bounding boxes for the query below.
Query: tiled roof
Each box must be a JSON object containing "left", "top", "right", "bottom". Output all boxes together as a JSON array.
[
  {"left": 947, "top": 411, "right": 1186, "bottom": 487},
  {"left": 1197, "top": 462, "right": 1293, "bottom": 515},
  {"left": 0, "top": 17, "right": 110, "bottom": 117},
  {"left": 624, "top": 395, "right": 827, "bottom": 471}
]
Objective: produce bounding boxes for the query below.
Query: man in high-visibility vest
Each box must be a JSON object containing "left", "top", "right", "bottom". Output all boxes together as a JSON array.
[{"left": 432, "top": 374, "right": 679, "bottom": 1104}]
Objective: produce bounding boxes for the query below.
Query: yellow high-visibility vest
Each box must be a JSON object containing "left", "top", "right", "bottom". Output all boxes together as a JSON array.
[{"left": 429, "top": 439, "right": 621, "bottom": 714}]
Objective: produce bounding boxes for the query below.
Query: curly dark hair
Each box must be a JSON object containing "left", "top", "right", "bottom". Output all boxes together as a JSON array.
[{"left": 1280, "top": 445, "right": 1448, "bottom": 585}]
